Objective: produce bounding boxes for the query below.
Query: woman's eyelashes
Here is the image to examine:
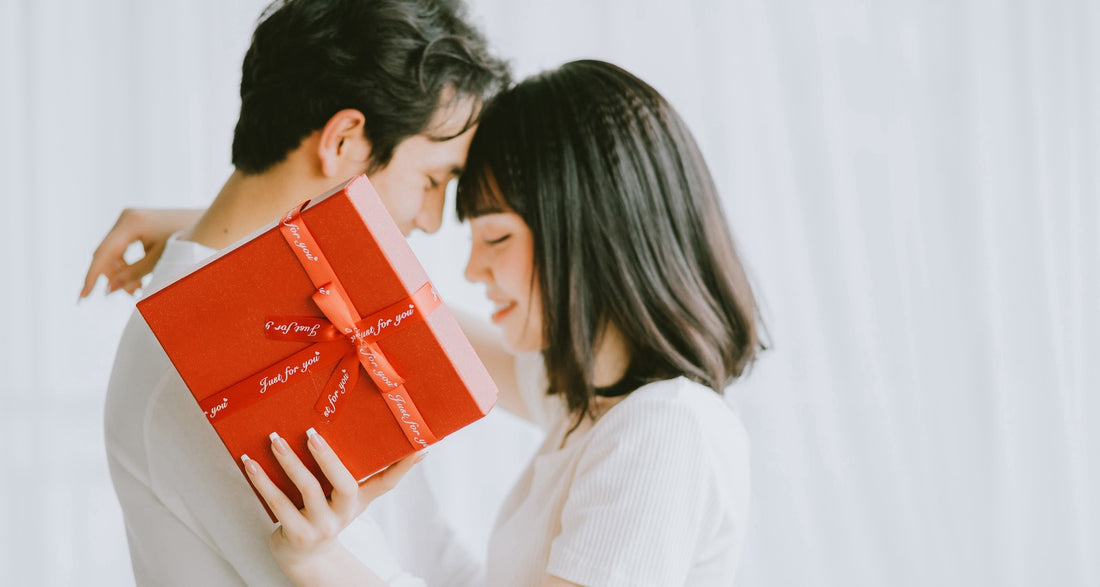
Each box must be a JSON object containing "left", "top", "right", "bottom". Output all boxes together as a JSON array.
[{"left": 485, "top": 234, "right": 511, "bottom": 245}]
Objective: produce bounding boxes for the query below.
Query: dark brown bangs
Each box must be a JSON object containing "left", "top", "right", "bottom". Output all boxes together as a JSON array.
[
  {"left": 456, "top": 163, "right": 513, "bottom": 219},
  {"left": 455, "top": 90, "right": 521, "bottom": 220}
]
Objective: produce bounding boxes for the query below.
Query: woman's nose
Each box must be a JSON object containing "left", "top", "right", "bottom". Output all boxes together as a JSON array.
[{"left": 464, "top": 244, "right": 487, "bottom": 284}]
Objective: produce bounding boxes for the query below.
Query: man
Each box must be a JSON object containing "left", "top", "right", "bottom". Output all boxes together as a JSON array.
[{"left": 87, "top": 1, "right": 511, "bottom": 584}]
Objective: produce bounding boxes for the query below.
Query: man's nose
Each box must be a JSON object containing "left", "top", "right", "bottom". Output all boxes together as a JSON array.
[{"left": 414, "top": 188, "right": 446, "bottom": 234}]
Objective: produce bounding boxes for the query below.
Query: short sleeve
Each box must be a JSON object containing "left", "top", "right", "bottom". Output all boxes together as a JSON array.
[{"left": 546, "top": 392, "right": 742, "bottom": 587}]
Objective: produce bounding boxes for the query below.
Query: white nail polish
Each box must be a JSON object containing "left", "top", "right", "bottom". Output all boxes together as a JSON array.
[
  {"left": 241, "top": 454, "right": 251, "bottom": 463},
  {"left": 269, "top": 431, "right": 280, "bottom": 443},
  {"left": 306, "top": 427, "right": 318, "bottom": 439}
]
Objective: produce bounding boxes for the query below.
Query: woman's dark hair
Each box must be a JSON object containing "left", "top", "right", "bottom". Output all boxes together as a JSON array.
[
  {"left": 232, "top": 0, "right": 509, "bottom": 174},
  {"left": 457, "top": 60, "right": 761, "bottom": 424}
]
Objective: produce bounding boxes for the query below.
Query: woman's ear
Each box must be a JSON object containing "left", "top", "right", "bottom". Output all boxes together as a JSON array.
[{"left": 317, "top": 109, "right": 371, "bottom": 178}]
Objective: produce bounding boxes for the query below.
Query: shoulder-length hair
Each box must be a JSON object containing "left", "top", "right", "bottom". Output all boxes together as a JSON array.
[{"left": 457, "top": 60, "right": 760, "bottom": 423}]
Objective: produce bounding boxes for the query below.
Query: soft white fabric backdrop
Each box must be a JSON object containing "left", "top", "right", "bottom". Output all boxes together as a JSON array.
[{"left": 1, "top": 0, "right": 1096, "bottom": 585}]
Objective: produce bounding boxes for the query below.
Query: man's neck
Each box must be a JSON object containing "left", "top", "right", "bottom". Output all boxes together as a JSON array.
[{"left": 182, "top": 161, "right": 343, "bottom": 251}]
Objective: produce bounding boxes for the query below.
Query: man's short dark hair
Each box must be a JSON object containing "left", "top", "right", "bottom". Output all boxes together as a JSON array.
[{"left": 231, "top": 0, "right": 509, "bottom": 174}]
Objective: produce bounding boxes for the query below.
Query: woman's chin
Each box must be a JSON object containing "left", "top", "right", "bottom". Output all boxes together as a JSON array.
[{"left": 500, "top": 330, "right": 541, "bottom": 355}]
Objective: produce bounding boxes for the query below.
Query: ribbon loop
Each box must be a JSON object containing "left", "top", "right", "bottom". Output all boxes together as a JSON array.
[
  {"left": 312, "top": 281, "right": 360, "bottom": 334},
  {"left": 276, "top": 203, "right": 439, "bottom": 447}
]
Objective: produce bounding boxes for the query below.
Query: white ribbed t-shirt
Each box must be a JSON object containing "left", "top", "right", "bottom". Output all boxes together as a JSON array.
[{"left": 484, "top": 354, "right": 751, "bottom": 587}]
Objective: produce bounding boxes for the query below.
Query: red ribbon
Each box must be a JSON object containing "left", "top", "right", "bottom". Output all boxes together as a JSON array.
[{"left": 197, "top": 202, "right": 440, "bottom": 450}]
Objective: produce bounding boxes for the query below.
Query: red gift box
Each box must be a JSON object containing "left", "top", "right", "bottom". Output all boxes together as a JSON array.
[{"left": 137, "top": 174, "right": 497, "bottom": 519}]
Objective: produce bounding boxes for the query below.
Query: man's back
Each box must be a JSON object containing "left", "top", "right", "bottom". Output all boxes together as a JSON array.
[{"left": 104, "top": 238, "right": 299, "bottom": 585}]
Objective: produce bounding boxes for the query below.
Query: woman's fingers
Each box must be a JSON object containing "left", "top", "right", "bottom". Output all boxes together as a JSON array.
[
  {"left": 79, "top": 207, "right": 201, "bottom": 298},
  {"left": 241, "top": 454, "right": 308, "bottom": 536},
  {"left": 246, "top": 428, "right": 425, "bottom": 546},
  {"left": 81, "top": 209, "right": 147, "bottom": 298},
  {"left": 304, "top": 428, "right": 360, "bottom": 516},
  {"left": 268, "top": 432, "right": 329, "bottom": 514},
  {"left": 108, "top": 240, "right": 165, "bottom": 294},
  {"left": 81, "top": 251, "right": 126, "bottom": 298},
  {"left": 304, "top": 428, "right": 423, "bottom": 516}
]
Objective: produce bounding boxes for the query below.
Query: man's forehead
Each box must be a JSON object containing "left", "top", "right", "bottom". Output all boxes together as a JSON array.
[{"left": 424, "top": 92, "right": 481, "bottom": 141}]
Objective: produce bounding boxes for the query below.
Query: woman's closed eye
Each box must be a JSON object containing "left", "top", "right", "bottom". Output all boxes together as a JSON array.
[{"left": 485, "top": 234, "right": 511, "bottom": 245}]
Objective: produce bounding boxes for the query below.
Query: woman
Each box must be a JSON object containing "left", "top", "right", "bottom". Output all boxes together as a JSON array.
[{"left": 243, "top": 59, "right": 761, "bottom": 586}]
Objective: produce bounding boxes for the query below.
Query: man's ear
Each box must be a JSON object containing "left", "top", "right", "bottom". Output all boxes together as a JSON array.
[{"left": 317, "top": 109, "right": 371, "bottom": 178}]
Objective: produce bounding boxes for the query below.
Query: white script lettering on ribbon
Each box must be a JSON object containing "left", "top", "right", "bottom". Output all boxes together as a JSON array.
[
  {"left": 321, "top": 369, "right": 352, "bottom": 418},
  {"left": 206, "top": 397, "right": 230, "bottom": 420},
  {"left": 260, "top": 351, "right": 322, "bottom": 394},
  {"left": 281, "top": 214, "right": 319, "bottom": 262},
  {"left": 265, "top": 320, "right": 322, "bottom": 338},
  {"left": 387, "top": 393, "right": 430, "bottom": 448}
]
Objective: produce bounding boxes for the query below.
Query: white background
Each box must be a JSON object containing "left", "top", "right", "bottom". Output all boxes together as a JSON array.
[{"left": 1, "top": 0, "right": 1097, "bottom": 585}]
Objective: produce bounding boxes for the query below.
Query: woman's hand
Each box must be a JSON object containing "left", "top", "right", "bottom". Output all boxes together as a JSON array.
[
  {"left": 242, "top": 428, "right": 424, "bottom": 586},
  {"left": 80, "top": 207, "right": 203, "bottom": 298}
]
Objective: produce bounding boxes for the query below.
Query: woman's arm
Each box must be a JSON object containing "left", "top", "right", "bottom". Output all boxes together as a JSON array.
[
  {"left": 450, "top": 307, "right": 530, "bottom": 422},
  {"left": 243, "top": 428, "right": 425, "bottom": 586},
  {"left": 80, "top": 207, "right": 203, "bottom": 297}
]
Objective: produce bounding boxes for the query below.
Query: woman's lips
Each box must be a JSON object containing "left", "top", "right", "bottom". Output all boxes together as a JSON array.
[{"left": 491, "top": 301, "right": 517, "bottom": 323}]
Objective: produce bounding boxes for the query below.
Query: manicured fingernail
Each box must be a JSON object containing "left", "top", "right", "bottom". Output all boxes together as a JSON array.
[
  {"left": 269, "top": 431, "right": 288, "bottom": 454},
  {"left": 306, "top": 427, "right": 327, "bottom": 450},
  {"left": 413, "top": 450, "right": 429, "bottom": 464},
  {"left": 241, "top": 454, "right": 258, "bottom": 473}
]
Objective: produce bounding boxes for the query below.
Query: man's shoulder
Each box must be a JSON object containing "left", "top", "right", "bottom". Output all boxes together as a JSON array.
[
  {"left": 105, "top": 233, "right": 211, "bottom": 415},
  {"left": 143, "top": 234, "right": 218, "bottom": 295}
]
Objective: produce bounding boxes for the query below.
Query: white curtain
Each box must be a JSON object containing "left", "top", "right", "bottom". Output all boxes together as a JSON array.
[{"left": 2, "top": 0, "right": 1096, "bottom": 585}]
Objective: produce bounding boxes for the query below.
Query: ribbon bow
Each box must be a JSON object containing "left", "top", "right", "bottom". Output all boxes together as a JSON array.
[{"left": 198, "top": 202, "right": 440, "bottom": 450}]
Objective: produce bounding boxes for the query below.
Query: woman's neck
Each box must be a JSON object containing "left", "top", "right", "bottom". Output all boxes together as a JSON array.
[{"left": 591, "top": 323, "right": 631, "bottom": 388}]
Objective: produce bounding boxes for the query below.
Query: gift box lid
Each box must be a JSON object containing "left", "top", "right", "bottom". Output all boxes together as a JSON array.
[{"left": 137, "top": 174, "right": 497, "bottom": 514}]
